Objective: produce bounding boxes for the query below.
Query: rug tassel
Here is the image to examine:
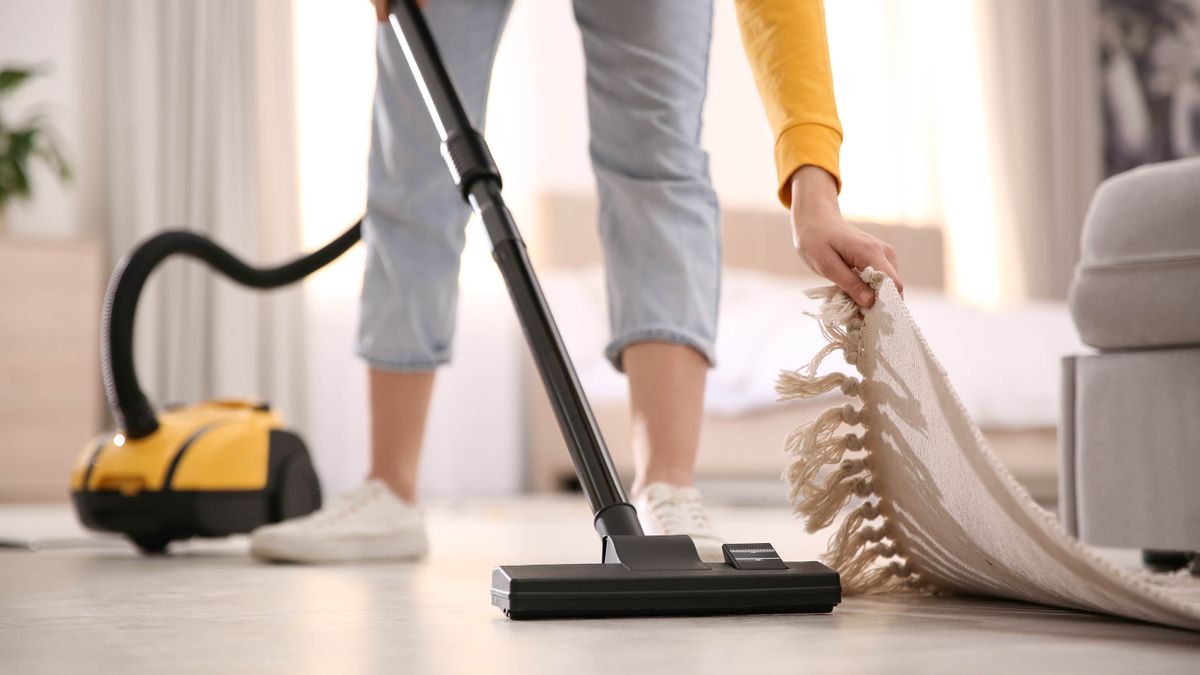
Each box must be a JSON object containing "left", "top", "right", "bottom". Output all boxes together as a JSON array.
[
  {"left": 849, "top": 566, "right": 909, "bottom": 595},
  {"left": 834, "top": 541, "right": 894, "bottom": 589},
  {"left": 775, "top": 371, "right": 861, "bottom": 401},
  {"left": 825, "top": 500, "right": 880, "bottom": 561},
  {"left": 782, "top": 408, "right": 865, "bottom": 501},
  {"left": 798, "top": 473, "right": 874, "bottom": 532},
  {"left": 847, "top": 557, "right": 917, "bottom": 595},
  {"left": 797, "top": 288, "right": 863, "bottom": 375}
]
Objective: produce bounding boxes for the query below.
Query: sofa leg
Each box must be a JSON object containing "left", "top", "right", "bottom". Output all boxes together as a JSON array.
[{"left": 1142, "top": 549, "right": 1194, "bottom": 573}]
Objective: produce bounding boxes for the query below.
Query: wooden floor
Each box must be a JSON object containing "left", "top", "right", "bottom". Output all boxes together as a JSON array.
[{"left": 2, "top": 498, "right": 1198, "bottom": 674}]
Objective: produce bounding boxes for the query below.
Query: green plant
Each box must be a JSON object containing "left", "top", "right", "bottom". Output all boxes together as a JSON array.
[{"left": 0, "top": 67, "right": 71, "bottom": 211}]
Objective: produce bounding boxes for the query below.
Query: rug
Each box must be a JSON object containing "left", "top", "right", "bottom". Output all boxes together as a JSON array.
[{"left": 778, "top": 268, "right": 1200, "bottom": 631}]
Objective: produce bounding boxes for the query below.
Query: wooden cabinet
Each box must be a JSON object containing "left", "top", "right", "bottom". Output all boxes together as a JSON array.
[{"left": 0, "top": 236, "right": 104, "bottom": 502}]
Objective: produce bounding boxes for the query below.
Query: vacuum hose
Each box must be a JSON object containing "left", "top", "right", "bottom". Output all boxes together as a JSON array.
[{"left": 102, "top": 221, "right": 363, "bottom": 439}]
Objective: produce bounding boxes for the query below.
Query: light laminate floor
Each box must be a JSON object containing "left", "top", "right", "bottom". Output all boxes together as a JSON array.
[{"left": 2, "top": 498, "right": 1198, "bottom": 674}]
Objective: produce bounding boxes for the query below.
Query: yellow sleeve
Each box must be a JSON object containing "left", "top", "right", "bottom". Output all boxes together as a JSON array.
[{"left": 734, "top": 0, "right": 843, "bottom": 206}]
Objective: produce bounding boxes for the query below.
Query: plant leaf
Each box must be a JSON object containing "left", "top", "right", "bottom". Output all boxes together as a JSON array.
[
  {"left": 0, "top": 67, "right": 71, "bottom": 203},
  {"left": 6, "top": 129, "right": 35, "bottom": 160},
  {"left": 8, "top": 160, "right": 31, "bottom": 199},
  {"left": 0, "top": 68, "right": 41, "bottom": 98},
  {"left": 34, "top": 138, "right": 72, "bottom": 181},
  {"left": 0, "top": 163, "right": 13, "bottom": 207}
]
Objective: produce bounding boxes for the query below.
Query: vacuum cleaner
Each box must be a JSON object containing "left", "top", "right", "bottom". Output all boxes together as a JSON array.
[
  {"left": 71, "top": 223, "right": 361, "bottom": 553},
  {"left": 74, "top": 0, "right": 842, "bottom": 618}
]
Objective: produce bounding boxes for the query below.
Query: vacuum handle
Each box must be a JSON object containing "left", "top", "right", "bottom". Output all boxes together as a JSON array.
[{"left": 387, "top": 0, "right": 642, "bottom": 538}]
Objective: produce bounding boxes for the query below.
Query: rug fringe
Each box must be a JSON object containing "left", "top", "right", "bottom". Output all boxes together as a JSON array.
[
  {"left": 796, "top": 464, "right": 872, "bottom": 532},
  {"left": 797, "top": 285, "right": 863, "bottom": 375},
  {"left": 778, "top": 267, "right": 933, "bottom": 596},
  {"left": 780, "top": 404, "right": 864, "bottom": 505}
]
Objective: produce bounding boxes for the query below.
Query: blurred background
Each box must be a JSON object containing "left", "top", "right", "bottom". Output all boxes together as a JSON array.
[{"left": 1, "top": 0, "right": 1197, "bottom": 506}]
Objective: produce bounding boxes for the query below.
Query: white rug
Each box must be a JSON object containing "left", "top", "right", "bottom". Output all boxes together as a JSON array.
[{"left": 778, "top": 269, "right": 1200, "bottom": 631}]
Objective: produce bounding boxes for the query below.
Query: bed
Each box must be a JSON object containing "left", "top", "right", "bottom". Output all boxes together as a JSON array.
[{"left": 522, "top": 193, "right": 1080, "bottom": 504}]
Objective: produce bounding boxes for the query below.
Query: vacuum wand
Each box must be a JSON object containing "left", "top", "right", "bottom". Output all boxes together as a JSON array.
[{"left": 387, "top": 0, "right": 641, "bottom": 538}]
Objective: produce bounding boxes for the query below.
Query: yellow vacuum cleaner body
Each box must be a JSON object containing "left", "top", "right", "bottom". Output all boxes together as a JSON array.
[
  {"left": 71, "top": 400, "right": 321, "bottom": 554},
  {"left": 75, "top": 222, "right": 359, "bottom": 554}
]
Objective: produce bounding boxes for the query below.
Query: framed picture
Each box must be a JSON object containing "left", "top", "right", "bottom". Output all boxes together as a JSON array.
[{"left": 1100, "top": 0, "right": 1200, "bottom": 175}]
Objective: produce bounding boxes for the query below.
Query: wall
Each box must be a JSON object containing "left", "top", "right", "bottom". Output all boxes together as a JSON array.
[{"left": 0, "top": 0, "right": 106, "bottom": 239}]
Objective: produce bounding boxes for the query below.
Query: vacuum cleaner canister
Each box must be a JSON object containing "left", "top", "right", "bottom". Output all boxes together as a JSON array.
[
  {"left": 75, "top": 216, "right": 360, "bottom": 553},
  {"left": 71, "top": 400, "right": 321, "bottom": 554}
]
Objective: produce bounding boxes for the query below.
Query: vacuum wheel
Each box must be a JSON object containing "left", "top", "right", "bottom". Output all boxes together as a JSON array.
[
  {"left": 1142, "top": 549, "right": 1194, "bottom": 573},
  {"left": 132, "top": 534, "right": 171, "bottom": 556}
]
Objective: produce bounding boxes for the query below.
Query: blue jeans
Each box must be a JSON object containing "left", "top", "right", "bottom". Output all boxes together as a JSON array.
[{"left": 358, "top": 0, "right": 719, "bottom": 372}]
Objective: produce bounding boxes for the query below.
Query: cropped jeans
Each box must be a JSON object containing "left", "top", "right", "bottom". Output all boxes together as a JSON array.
[{"left": 358, "top": 0, "right": 720, "bottom": 372}]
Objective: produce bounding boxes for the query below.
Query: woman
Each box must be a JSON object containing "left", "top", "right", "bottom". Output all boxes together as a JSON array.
[{"left": 249, "top": 0, "right": 903, "bottom": 563}]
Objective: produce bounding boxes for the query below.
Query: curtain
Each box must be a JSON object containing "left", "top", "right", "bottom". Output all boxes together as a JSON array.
[
  {"left": 104, "top": 0, "right": 306, "bottom": 426},
  {"left": 979, "top": 0, "right": 1103, "bottom": 302},
  {"left": 827, "top": 0, "right": 1103, "bottom": 305}
]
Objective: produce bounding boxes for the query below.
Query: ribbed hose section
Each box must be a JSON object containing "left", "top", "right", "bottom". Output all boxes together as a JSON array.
[{"left": 102, "top": 220, "right": 362, "bottom": 438}]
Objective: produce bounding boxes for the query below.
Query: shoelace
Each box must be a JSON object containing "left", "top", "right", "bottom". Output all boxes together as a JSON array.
[
  {"left": 306, "top": 484, "right": 382, "bottom": 527},
  {"left": 648, "top": 491, "right": 717, "bottom": 538}
]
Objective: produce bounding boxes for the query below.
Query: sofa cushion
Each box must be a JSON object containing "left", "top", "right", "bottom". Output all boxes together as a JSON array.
[{"left": 1069, "top": 158, "right": 1200, "bottom": 350}]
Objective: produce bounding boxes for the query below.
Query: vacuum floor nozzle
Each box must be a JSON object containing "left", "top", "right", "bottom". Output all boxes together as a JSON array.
[{"left": 491, "top": 537, "right": 841, "bottom": 619}]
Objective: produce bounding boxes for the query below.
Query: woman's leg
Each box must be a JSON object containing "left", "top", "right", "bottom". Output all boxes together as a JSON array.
[
  {"left": 357, "top": 0, "right": 514, "bottom": 503},
  {"left": 249, "top": 0, "right": 512, "bottom": 563},
  {"left": 367, "top": 369, "right": 435, "bottom": 503},
  {"left": 624, "top": 343, "right": 708, "bottom": 498},
  {"left": 573, "top": 0, "right": 719, "bottom": 497}
]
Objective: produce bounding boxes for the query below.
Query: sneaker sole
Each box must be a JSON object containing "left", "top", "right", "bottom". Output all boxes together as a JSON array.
[{"left": 249, "top": 532, "right": 429, "bottom": 564}]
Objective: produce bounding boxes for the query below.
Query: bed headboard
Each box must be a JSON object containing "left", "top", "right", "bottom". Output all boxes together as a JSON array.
[{"left": 525, "top": 192, "right": 945, "bottom": 290}]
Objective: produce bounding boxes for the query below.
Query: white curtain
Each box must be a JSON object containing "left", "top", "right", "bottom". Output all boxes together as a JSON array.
[
  {"left": 827, "top": 0, "right": 1102, "bottom": 305},
  {"left": 979, "top": 0, "right": 1103, "bottom": 301},
  {"left": 104, "top": 0, "right": 306, "bottom": 425}
]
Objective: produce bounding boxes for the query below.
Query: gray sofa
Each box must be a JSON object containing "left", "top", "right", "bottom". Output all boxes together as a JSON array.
[{"left": 1060, "top": 157, "right": 1200, "bottom": 571}]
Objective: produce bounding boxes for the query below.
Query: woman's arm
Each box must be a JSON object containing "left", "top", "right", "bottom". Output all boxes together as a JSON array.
[{"left": 735, "top": 0, "right": 902, "bottom": 305}]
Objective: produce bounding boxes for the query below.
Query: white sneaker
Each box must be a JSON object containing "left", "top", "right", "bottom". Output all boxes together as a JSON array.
[
  {"left": 633, "top": 482, "right": 725, "bottom": 563},
  {"left": 249, "top": 479, "right": 428, "bottom": 563}
]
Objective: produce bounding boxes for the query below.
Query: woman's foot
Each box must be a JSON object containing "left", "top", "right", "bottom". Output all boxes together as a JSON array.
[
  {"left": 249, "top": 479, "right": 428, "bottom": 563},
  {"left": 633, "top": 482, "right": 725, "bottom": 563}
]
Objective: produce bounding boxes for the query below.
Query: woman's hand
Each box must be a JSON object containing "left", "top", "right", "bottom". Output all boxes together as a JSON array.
[{"left": 789, "top": 165, "right": 903, "bottom": 307}]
